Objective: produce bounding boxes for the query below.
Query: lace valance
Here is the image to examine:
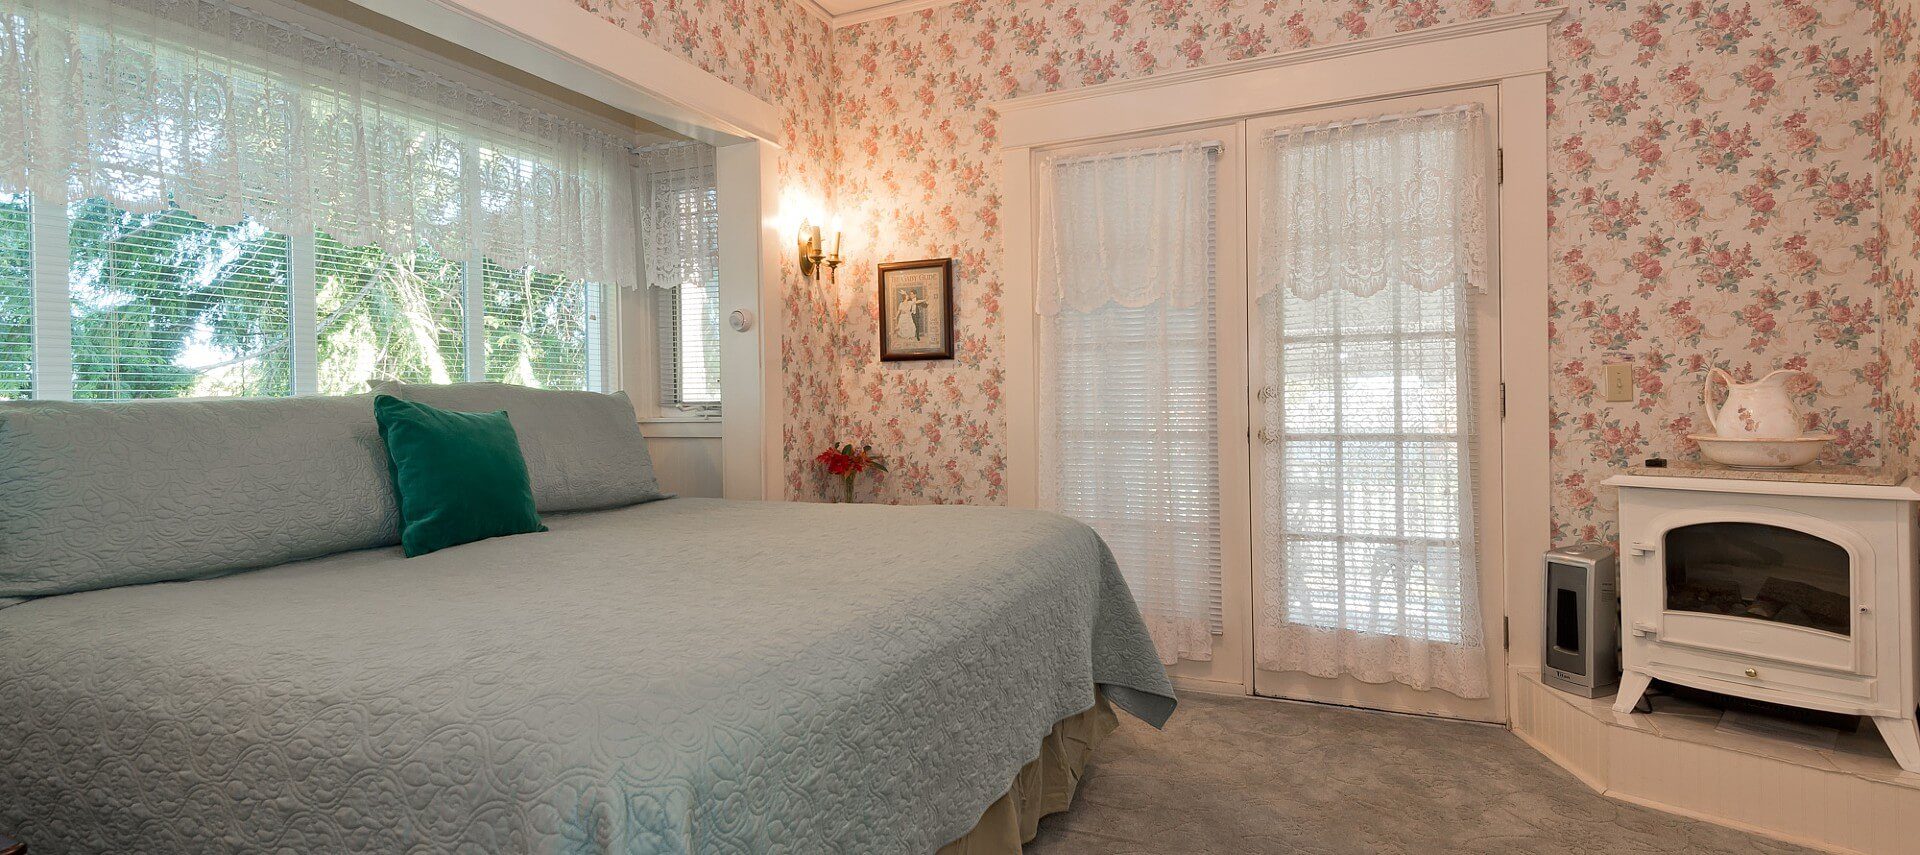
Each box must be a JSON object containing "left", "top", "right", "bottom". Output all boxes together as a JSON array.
[
  {"left": 639, "top": 142, "right": 719, "bottom": 291},
  {"left": 1035, "top": 141, "right": 1221, "bottom": 316},
  {"left": 0, "top": 0, "right": 640, "bottom": 289},
  {"left": 1258, "top": 104, "right": 1490, "bottom": 302}
]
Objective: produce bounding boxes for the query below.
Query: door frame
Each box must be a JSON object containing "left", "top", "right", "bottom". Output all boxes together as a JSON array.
[{"left": 997, "top": 8, "right": 1559, "bottom": 720}]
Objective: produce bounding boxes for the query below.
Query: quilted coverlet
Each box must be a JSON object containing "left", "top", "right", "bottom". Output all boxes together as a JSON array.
[{"left": 0, "top": 498, "right": 1175, "bottom": 854}]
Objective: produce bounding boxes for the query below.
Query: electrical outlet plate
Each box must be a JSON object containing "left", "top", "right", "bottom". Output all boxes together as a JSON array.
[{"left": 1603, "top": 361, "right": 1633, "bottom": 402}]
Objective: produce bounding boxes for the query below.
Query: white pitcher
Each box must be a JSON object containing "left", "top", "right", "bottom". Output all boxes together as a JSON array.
[{"left": 1703, "top": 367, "right": 1804, "bottom": 439}]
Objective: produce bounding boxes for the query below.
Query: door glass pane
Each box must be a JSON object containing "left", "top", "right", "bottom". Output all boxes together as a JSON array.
[
  {"left": 1263, "top": 279, "right": 1475, "bottom": 645},
  {"left": 1664, "top": 522, "right": 1851, "bottom": 636}
]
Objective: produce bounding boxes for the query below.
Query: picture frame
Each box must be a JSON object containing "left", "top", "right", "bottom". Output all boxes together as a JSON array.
[{"left": 877, "top": 257, "right": 955, "bottom": 362}]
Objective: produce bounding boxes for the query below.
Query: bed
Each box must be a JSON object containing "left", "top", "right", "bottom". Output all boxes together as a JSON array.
[{"left": 0, "top": 389, "right": 1174, "bottom": 854}]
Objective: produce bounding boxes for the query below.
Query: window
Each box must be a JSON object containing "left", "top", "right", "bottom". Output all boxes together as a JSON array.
[
  {"left": 314, "top": 236, "right": 467, "bottom": 393},
  {"left": 0, "top": 194, "right": 33, "bottom": 400},
  {"left": 641, "top": 143, "right": 721, "bottom": 414},
  {"left": 483, "top": 259, "right": 601, "bottom": 392},
  {"left": 0, "top": 0, "right": 637, "bottom": 401},
  {"left": 7, "top": 198, "right": 605, "bottom": 401},
  {"left": 653, "top": 282, "right": 720, "bottom": 408},
  {"left": 68, "top": 202, "right": 292, "bottom": 400}
]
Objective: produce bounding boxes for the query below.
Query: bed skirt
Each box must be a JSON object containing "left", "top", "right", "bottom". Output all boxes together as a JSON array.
[{"left": 937, "top": 694, "right": 1118, "bottom": 854}]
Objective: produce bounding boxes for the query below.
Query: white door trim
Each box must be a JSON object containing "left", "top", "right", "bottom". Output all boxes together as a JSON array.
[{"left": 1000, "top": 8, "right": 1558, "bottom": 707}]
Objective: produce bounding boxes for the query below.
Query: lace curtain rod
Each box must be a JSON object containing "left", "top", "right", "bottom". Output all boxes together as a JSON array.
[
  {"left": 110, "top": 0, "right": 651, "bottom": 155},
  {"left": 1265, "top": 103, "right": 1482, "bottom": 139},
  {"left": 1043, "top": 140, "right": 1224, "bottom": 168}
]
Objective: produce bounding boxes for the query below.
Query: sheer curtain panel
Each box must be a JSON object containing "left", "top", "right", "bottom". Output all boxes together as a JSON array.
[
  {"left": 1037, "top": 141, "right": 1223, "bottom": 666},
  {"left": 0, "top": 0, "right": 639, "bottom": 291},
  {"left": 1254, "top": 105, "right": 1491, "bottom": 698}
]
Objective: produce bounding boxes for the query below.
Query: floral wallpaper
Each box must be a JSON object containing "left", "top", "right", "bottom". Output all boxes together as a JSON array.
[
  {"left": 826, "top": 0, "right": 1887, "bottom": 545},
  {"left": 1884, "top": 0, "right": 1920, "bottom": 480},
  {"left": 571, "top": 0, "right": 1904, "bottom": 545}
]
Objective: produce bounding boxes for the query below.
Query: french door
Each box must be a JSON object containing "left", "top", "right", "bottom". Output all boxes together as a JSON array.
[
  {"left": 1246, "top": 88, "right": 1505, "bottom": 722},
  {"left": 1033, "top": 87, "right": 1504, "bottom": 722}
]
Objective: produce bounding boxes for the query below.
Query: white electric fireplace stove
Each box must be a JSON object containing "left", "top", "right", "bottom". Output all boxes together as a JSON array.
[{"left": 1605, "top": 466, "right": 1920, "bottom": 772}]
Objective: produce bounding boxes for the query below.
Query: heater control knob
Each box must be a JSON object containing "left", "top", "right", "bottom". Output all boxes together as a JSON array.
[{"left": 1743, "top": 667, "right": 1759, "bottom": 679}]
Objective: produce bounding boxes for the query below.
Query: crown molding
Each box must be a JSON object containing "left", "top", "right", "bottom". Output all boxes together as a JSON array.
[
  {"left": 994, "top": 6, "right": 1565, "bottom": 114},
  {"left": 791, "top": 0, "right": 834, "bottom": 27},
  {"left": 830, "top": 0, "right": 954, "bottom": 28}
]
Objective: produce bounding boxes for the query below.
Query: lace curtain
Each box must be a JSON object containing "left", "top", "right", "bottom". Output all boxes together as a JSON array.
[
  {"left": 1257, "top": 105, "right": 1489, "bottom": 301},
  {"left": 638, "top": 142, "right": 719, "bottom": 292},
  {"left": 0, "top": 0, "right": 640, "bottom": 289},
  {"left": 1037, "top": 141, "right": 1224, "bottom": 666},
  {"left": 1254, "top": 106, "right": 1490, "bottom": 698},
  {"left": 1035, "top": 142, "right": 1219, "bottom": 316}
]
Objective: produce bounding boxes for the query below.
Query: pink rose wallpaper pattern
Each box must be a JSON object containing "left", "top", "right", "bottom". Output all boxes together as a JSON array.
[
  {"left": 578, "top": 0, "right": 1910, "bottom": 548},
  {"left": 830, "top": 0, "right": 1884, "bottom": 546}
]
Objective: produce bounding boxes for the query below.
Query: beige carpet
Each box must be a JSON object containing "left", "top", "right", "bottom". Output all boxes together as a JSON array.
[{"left": 1027, "top": 692, "right": 1813, "bottom": 854}]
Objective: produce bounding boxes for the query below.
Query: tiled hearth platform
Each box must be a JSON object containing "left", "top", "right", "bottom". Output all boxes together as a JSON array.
[{"left": 1512, "top": 668, "right": 1920, "bottom": 854}]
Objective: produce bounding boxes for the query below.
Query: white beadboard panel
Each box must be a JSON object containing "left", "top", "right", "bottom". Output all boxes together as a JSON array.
[
  {"left": 1510, "top": 670, "right": 1609, "bottom": 791},
  {"left": 1510, "top": 669, "right": 1920, "bottom": 855},
  {"left": 644, "top": 435, "right": 723, "bottom": 498}
]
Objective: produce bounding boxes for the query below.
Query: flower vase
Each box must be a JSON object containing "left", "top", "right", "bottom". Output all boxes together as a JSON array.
[{"left": 840, "top": 476, "right": 856, "bottom": 504}]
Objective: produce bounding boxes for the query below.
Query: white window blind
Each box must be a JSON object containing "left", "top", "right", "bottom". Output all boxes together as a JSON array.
[
  {"left": 483, "top": 260, "right": 601, "bottom": 393},
  {"left": 313, "top": 237, "right": 467, "bottom": 393},
  {"left": 68, "top": 202, "right": 292, "bottom": 399},
  {"left": 653, "top": 283, "right": 720, "bottom": 407},
  {"left": 641, "top": 143, "right": 721, "bottom": 411},
  {"left": 0, "top": 193, "right": 34, "bottom": 399},
  {"left": 0, "top": 0, "right": 627, "bottom": 400},
  {"left": 1037, "top": 141, "right": 1224, "bottom": 666},
  {"left": 1254, "top": 105, "right": 1490, "bottom": 699}
]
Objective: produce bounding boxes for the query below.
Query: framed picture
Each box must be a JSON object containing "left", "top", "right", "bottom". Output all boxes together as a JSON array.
[{"left": 877, "top": 257, "right": 955, "bottom": 362}]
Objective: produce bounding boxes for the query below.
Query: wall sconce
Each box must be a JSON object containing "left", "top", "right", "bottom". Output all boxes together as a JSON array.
[{"left": 798, "top": 219, "right": 842, "bottom": 280}]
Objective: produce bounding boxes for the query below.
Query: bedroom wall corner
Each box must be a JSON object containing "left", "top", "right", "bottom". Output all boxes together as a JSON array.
[{"left": 570, "top": 0, "right": 844, "bottom": 502}]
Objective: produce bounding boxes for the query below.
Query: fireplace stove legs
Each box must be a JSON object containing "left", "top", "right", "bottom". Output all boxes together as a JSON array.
[
  {"left": 1869, "top": 716, "right": 1920, "bottom": 773},
  {"left": 1612, "top": 670, "right": 1654, "bottom": 715}
]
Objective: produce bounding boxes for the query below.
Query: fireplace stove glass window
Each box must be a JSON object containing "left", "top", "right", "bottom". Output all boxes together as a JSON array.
[{"left": 1663, "top": 522, "right": 1850, "bottom": 636}]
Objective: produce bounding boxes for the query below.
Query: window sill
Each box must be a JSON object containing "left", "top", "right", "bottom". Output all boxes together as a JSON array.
[{"left": 639, "top": 417, "right": 722, "bottom": 439}]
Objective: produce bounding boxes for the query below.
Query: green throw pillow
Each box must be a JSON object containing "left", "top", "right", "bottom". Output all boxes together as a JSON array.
[{"left": 374, "top": 394, "right": 547, "bottom": 557}]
